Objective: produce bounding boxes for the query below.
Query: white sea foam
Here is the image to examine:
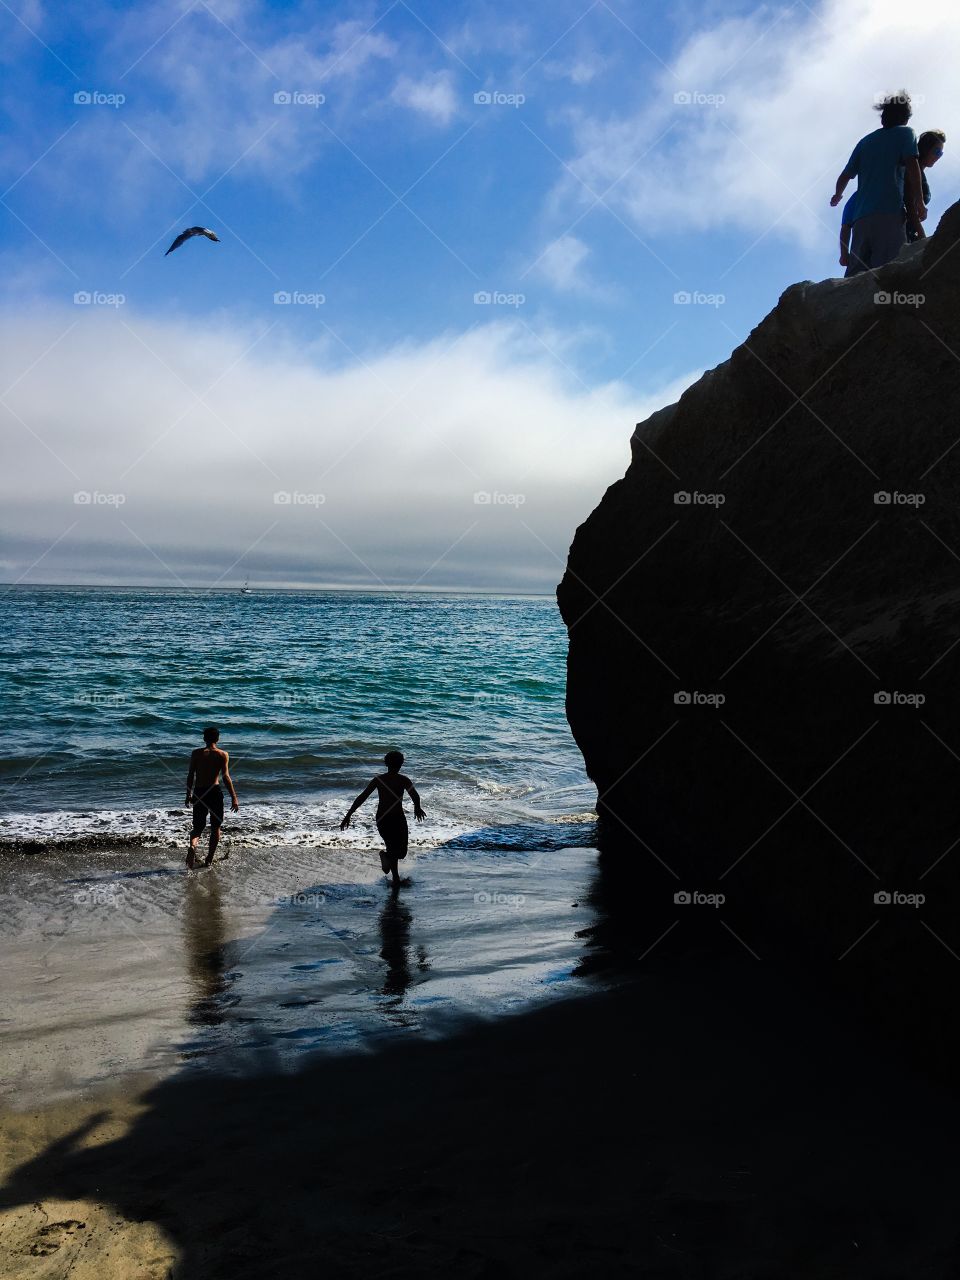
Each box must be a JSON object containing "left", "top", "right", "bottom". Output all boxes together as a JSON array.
[{"left": 0, "top": 778, "right": 598, "bottom": 853}]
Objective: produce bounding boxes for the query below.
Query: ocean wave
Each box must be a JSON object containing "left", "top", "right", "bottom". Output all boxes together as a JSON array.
[{"left": 0, "top": 791, "right": 598, "bottom": 858}]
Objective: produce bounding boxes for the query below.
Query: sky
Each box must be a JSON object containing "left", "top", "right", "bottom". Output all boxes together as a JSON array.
[{"left": 1, "top": 0, "right": 957, "bottom": 591}]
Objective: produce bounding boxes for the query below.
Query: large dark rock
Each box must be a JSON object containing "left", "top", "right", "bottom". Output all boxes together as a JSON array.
[{"left": 558, "top": 203, "right": 960, "bottom": 1054}]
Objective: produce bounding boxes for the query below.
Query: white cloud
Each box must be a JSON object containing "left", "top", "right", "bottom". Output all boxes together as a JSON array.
[
  {"left": 535, "top": 234, "right": 599, "bottom": 294},
  {"left": 0, "top": 306, "right": 697, "bottom": 589},
  {"left": 4, "top": 6, "right": 402, "bottom": 205},
  {"left": 543, "top": 54, "right": 607, "bottom": 86},
  {"left": 557, "top": 0, "right": 960, "bottom": 246},
  {"left": 391, "top": 71, "right": 458, "bottom": 126},
  {"left": 131, "top": 13, "right": 398, "bottom": 184}
]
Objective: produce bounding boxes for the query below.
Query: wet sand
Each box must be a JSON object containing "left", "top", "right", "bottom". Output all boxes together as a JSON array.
[
  {"left": 3, "top": 846, "right": 960, "bottom": 1276},
  {"left": 0, "top": 842, "right": 599, "bottom": 1104}
]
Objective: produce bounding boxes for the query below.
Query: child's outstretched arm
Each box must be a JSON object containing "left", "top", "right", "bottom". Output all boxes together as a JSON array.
[
  {"left": 340, "top": 779, "right": 376, "bottom": 829},
  {"left": 405, "top": 778, "right": 426, "bottom": 822}
]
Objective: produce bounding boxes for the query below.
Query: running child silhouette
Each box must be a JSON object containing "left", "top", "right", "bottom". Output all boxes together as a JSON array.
[{"left": 340, "top": 752, "right": 425, "bottom": 888}]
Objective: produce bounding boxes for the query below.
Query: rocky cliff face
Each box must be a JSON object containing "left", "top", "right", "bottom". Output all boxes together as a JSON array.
[{"left": 559, "top": 203, "right": 960, "bottom": 1050}]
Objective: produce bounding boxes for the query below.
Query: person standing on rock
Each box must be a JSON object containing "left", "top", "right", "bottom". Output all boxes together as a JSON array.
[
  {"left": 905, "top": 130, "right": 946, "bottom": 242},
  {"left": 830, "top": 91, "right": 925, "bottom": 277}
]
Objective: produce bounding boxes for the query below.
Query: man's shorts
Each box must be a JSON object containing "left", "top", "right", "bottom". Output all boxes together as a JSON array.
[
  {"left": 191, "top": 786, "right": 224, "bottom": 837},
  {"left": 845, "top": 212, "right": 907, "bottom": 276}
]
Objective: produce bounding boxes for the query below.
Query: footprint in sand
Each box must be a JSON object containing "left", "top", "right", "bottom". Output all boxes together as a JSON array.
[
  {"left": 2, "top": 1199, "right": 177, "bottom": 1278},
  {"left": 29, "top": 1217, "right": 86, "bottom": 1255}
]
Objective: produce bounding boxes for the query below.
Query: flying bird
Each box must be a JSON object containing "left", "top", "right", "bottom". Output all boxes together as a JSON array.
[{"left": 164, "top": 227, "right": 221, "bottom": 256}]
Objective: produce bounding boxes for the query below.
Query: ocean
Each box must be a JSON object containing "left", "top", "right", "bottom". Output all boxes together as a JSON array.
[
  {"left": 0, "top": 587, "right": 605, "bottom": 1099},
  {"left": 0, "top": 587, "right": 597, "bottom": 856}
]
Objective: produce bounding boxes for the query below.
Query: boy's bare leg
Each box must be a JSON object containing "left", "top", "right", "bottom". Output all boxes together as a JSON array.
[
  {"left": 204, "top": 827, "right": 220, "bottom": 866},
  {"left": 186, "top": 834, "right": 199, "bottom": 869}
]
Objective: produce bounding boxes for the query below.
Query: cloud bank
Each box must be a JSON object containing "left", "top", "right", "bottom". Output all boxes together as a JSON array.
[{"left": 1, "top": 305, "right": 697, "bottom": 590}]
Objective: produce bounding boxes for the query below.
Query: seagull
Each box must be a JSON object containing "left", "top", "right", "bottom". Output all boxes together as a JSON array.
[{"left": 164, "top": 226, "right": 221, "bottom": 256}]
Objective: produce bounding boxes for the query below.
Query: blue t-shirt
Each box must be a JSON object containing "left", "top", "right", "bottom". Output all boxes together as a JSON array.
[{"left": 844, "top": 125, "right": 918, "bottom": 219}]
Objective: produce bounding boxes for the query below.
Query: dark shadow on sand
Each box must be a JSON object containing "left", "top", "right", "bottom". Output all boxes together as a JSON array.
[{"left": 4, "top": 825, "right": 960, "bottom": 1276}]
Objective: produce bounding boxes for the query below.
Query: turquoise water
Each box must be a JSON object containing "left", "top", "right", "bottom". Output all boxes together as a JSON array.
[{"left": 0, "top": 588, "right": 596, "bottom": 853}]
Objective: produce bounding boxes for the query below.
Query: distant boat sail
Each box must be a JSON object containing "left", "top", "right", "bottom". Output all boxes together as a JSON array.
[{"left": 240, "top": 579, "right": 251, "bottom": 595}]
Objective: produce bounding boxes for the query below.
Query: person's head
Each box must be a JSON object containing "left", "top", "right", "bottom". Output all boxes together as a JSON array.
[
  {"left": 874, "top": 91, "right": 912, "bottom": 128},
  {"left": 918, "top": 129, "right": 946, "bottom": 168},
  {"left": 203, "top": 726, "right": 220, "bottom": 745},
  {"left": 384, "top": 750, "right": 404, "bottom": 772}
]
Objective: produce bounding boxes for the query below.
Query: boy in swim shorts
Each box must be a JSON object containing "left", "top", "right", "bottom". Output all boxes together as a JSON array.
[
  {"left": 340, "top": 751, "right": 425, "bottom": 888},
  {"left": 185, "top": 725, "right": 239, "bottom": 868}
]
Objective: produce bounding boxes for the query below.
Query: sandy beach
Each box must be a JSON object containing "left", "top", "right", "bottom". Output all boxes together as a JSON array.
[{"left": 3, "top": 844, "right": 960, "bottom": 1277}]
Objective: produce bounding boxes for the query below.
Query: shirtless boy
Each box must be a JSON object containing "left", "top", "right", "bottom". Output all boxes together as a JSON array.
[
  {"left": 340, "top": 751, "right": 425, "bottom": 888},
  {"left": 185, "top": 726, "right": 239, "bottom": 868}
]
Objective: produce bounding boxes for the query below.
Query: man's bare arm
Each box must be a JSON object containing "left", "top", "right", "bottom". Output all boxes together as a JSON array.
[
  {"left": 829, "top": 170, "right": 851, "bottom": 207},
  {"left": 221, "top": 750, "right": 239, "bottom": 811},
  {"left": 340, "top": 780, "right": 376, "bottom": 829},
  {"left": 185, "top": 750, "right": 197, "bottom": 805}
]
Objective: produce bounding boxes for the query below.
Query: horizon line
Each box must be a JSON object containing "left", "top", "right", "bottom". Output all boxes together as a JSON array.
[{"left": 0, "top": 581, "right": 558, "bottom": 598}]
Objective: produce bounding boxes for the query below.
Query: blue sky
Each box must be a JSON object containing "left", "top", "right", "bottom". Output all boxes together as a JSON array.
[{"left": 1, "top": 0, "right": 956, "bottom": 589}]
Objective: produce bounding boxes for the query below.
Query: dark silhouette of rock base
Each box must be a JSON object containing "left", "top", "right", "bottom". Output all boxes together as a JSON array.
[{"left": 559, "top": 203, "right": 960, "bottom": 1062}]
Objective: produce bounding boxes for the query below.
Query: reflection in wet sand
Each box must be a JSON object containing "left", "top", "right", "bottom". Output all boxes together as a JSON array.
[
  {"left": 377, "top": 890, "right": 429, "bottom": 1026},
  {"left": 183, "top": 876, "right": 229, "bottom": 1028}
]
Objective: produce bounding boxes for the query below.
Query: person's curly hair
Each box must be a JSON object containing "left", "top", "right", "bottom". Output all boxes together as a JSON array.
[{"left": 874, "top": 91, "right": 913, "bottom": 127}]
